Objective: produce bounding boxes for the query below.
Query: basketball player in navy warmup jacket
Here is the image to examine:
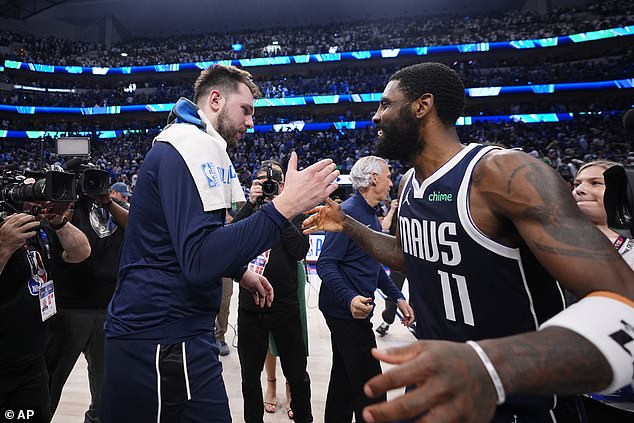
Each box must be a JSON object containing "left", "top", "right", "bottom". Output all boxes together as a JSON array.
[
  {"left": 303, "top": 62, "right": 634, "bottom": 423},
  {"left": 101, "top": 65, "right": 340, "bottom": 423}
]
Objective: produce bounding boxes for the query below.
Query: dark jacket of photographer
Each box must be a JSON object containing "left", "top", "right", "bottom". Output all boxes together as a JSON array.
[
  {"left": 234, "top": 201, "right": 309, "bottom": 312},
  {"left": 0, "top": 224, "right": 60, "bottom": 369},
  {"left": 54, "top": 196, "right": 126, "bottom": 309}
]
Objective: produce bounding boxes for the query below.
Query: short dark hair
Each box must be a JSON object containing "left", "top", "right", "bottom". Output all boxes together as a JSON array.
[
  {"left": 389, "top": 62, "right": 465, "bottom": 127},
  {"left": 193, "top": 64, "right": 262, "bottom": 105}
]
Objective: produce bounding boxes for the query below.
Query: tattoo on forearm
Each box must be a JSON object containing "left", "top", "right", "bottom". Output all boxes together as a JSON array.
[
  {"left": 344, "top": 218, "right": 405, "bottom": 270},
  {"left": 508, "top": 162, "right": 610, "bottom": 255},
  {"left": 530, "top": 242, "right": 617, "bottom": 261}
]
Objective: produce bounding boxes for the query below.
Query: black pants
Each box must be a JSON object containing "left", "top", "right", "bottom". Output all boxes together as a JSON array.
[
  {"left": 45, "top": 308, "right": 105, "bottom": 423},
  {"left": 381, "top": 271, "right": 406, "bottom": 324},
  {"left": 324, "top": 316, "right": 386, "bottom": 423},
  {"left": 237, "top": 307, "right": 312, "bottom": 423},
  {"left": 0, "top": 358, "right": 51, "bottom": 423}
]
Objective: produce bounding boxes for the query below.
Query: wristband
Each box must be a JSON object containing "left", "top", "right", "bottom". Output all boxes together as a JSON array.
[
  {"left": 50, "top": 217, "right": 68, "bottom": 230},
  {"left": 466, "top": 340, "right": 506, "bottom": 405},
  {"left": 540, "top": 291, "right": 634, "bottom": 393}
]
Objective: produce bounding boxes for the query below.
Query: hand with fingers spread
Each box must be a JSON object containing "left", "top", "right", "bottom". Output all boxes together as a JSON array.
[
  {"left": 239, "top": 269, "right": 274, "bottom": 308},
  {"left": 272, "top": 152, "right": 339, "bottom": 219},
  {"left": 302, "top": 197, "right": 346, "bottom": 234},
  {"left": 362, "top": 341, "right": 497, "bottom": 423},
  {"left": 0, "top": 213, "right": 40, "bottom": 254}
]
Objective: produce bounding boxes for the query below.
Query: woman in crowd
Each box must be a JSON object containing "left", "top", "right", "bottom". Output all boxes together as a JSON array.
[{"left": 572, "top": 160, "right": 634, "bottom": 420}]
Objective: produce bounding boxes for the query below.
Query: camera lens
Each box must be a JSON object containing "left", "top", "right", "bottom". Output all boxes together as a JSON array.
[
  {"left": 261, "top": 180, "right": 278, "bottom": 196},
  {"left": 82, "top": 169, "right": 110, "bottom": 196}
]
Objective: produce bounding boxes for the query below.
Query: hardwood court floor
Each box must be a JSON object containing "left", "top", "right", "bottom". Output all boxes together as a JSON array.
[{"left": 52, "top": 275, "right": 414, "bottom": 422}]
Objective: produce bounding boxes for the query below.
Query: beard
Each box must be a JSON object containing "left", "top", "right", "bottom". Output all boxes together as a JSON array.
[
  {"left": 216, "top": 108, "right": 240, "bottom": 150},
  {"left": 375, "top": 106, "right": 423, "bottom": 163}
]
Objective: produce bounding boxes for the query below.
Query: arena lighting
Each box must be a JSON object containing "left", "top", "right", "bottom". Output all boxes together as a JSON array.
[
  {"left": 14, "top": 85, "right": 47, "bottom": 92},
  {"left": 121, "top": 52, "right": 128, "bottom": 57},
  {"left": 3, "top": 25, "right": 632, "bottom": 75},
  {"left": 123, "top": 83, "right": 137, "bottom": 93},
  {"left": 0, "top": 111, "right": 623, "bottom": 140},
  {"left": 231, "top": 43, "right": 243, "bottom": 52},
  {"left": 0, "top": 78, "right": 632, "bottom": 115},
  {"left": 13, "top": 84, "right": 75, "bottom": 93}
]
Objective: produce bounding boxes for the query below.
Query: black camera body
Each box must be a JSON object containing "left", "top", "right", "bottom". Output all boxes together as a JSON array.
[
  {"left": 604, "top": 165, "right": 634, "bottom": 237},
  {"left": 63, "top": 159, "right": 111, "bottom": 197},
  {"left": 257, "top": 163, "right": 282, "bottom": 204},
  {"left": 0, "top": 169, "right": 77, "bottom": 218},
  {"left": 76, "top": 166, "right": 111, "bottom": 197}
]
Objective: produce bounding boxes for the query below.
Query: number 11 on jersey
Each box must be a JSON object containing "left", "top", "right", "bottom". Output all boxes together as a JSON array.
[{"left": 438, "top": 270, "right": 474, "bottom": 326}]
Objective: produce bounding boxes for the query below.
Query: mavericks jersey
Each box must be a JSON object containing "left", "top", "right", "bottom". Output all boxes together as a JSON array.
[{"left": 399, "top": 143, "right": 566, "bottom": 415}]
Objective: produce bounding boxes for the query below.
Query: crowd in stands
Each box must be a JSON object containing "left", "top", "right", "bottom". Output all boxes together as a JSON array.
[
  {"left": 1, "top": 97, "right": 630, "bottom": 133},
  {"left": 2, "top": 53, "right": 632, "bottom": 107},
  {"left": 0, "top": 2, "right": 630, "bottom": 195},
  {"left": 1, "top": 114, "right": 631, "bottom": 192},
  {"left": 1, "top": 0, "right": 632, "bottom": 67}
]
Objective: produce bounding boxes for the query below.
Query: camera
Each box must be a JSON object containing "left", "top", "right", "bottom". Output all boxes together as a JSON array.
[
  {"left": 63, "top": 158, "right": 111, "bottom": 197},
  {"left": 77, "top": 167, "right": 111, "bottom": 197},
  {"left": 604, "top": 165, "right": 634, "bottom": 237},
  {"left": 257, "top": 162, "right": 282, "bottom": 204},
  {"left": 603, "top": 109, "right": 634, "bottom": 237},
  {"left": 0, "top": 168, "right": 77, "bottom": 217}
]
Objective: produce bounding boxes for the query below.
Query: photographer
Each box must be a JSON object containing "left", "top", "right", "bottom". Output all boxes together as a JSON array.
[
  {"left": 0, "top": 187, "right": 90, "bottom": 423},
  {"left": 572, "top": 160, "right": 634, "bottom": 420},
  {"left": 235, "top": 161, "right": 313, "bottom": 423},
  {"left": 45, "top": 165, "right": 129, "bottom": 423}
]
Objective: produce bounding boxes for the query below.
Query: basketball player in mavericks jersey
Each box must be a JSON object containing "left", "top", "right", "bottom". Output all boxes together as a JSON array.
[{"left": 303, "top": 62, "right": 634, "bottom": 423}]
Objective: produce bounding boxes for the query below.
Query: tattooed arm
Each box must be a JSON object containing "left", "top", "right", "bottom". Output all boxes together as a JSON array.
[
  {"left": 476, "top": 149, "right": 634, "bottom": 298},
  {"left": 473, "top": 150, "right": 634, "bottom": 396},
  {"left": 303, "top": 177, "right": 408, "bottom": 272},
  {"left": 341, "top": 210, "right": 406, "bottom": 271},
  {"left": 360, "top": 150, "right": 634, "bottom": 423}
]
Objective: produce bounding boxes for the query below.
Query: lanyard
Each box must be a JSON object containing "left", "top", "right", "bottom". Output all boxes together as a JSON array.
[
  {"left": 39, "top": 229, "right": 51, "bottom": 261},
  {"left": 23, "top": 244, "right": 37, "bottom": 274},
  {"left": 613, "top": 236, "right": 626, "bottom": 251},
  {"left": 23, "top": 229, "right": 50, "bottom": 277}
]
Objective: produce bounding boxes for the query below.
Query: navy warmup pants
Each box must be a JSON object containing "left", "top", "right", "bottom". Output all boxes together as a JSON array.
[{"left": 100, "top": 332, "right": 230, "bottom": 423}]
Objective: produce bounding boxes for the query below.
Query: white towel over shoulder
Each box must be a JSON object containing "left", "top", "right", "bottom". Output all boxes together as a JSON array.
[{"left": 154, "top": 110, "right": 245, "bottom": 211}]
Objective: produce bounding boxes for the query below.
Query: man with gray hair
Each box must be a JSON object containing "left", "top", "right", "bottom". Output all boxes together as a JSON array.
[{"left": 317, "top": 156, "right": 415, "bottom": 423}]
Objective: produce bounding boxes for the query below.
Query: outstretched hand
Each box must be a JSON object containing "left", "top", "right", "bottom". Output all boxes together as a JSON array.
[
  {"left": 362, "top": 340, "right": 497, "bottom": 423},
  {"left": 302, "top": 197, "right": 346, "bottom": 234},
  {"left": 272, "top": 152, "right": 339, "bottom": 219},
  {"left": 239, "top": 269, "right": 274, "bottom": 308}
]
